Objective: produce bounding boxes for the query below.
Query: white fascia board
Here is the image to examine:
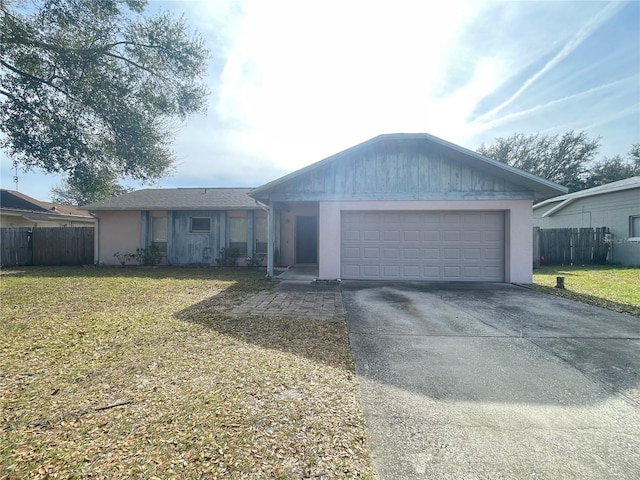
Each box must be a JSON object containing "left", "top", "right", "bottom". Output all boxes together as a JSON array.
[{"left": 541, "top": 198, "right": 576, "bottom": 217}]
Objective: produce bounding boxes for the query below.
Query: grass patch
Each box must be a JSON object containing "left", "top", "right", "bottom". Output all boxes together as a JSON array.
[
  {"left": 1, "top": 267, "right": 373, "bottom": 479},
  {"left": 532, "top": 265, "right": 640, "bottom": 317}
]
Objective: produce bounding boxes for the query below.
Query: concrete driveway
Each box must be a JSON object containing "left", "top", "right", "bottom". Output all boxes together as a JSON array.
[{"left": 342, "top": 282, "right": 640, "bottom": 480}]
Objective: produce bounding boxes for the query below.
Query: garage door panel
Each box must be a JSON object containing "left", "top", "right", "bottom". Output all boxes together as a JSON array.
[
  {"left": 444, "top": 248, "right": 461, "bottom": 259},
  {"left": 363, "top": 230, "right": 380, "bottom": 241},
  {"left": 464, "top": 248, "right": 482, "bottom": 260},
  {"left": 343, "top": 230, "right": 360, "bottom": 242},
  {"left": 443, "top": 266, "right": 462, "bottom": 278},
  {"left": 424, "top": 231, "right": 440, "bottom": 241},
  {"left": 444, "top": 213, "right": 462, "bottom": 224},
  {"left": 363, "top": 247, "right": 380, "bottom": 259},
  {"left": 342, "top": 264, "right": 360, "bottom": 276},
  {"left": 343, "top": 247, "right": 361, "bottom": 259},
  {"left": 463, "top": 230, "right": 482, "bottom": 242},
  {"left": 462, "top": 213, "right": 483, "bottom": 225},
  {"left": 383, "top": 230, "right": 400, "bottom": 241},
  {"left": 403, "top": 248, "right": 421, "bottom": 259},
  {"left": 383, "top": 265, "right": 401, "bottom": 277},
  {"left": 483, "top": 266, "right": 503, "bottom": 280},
  {"left": 383, "top": 248, "right": 400, "bottom": 259},
  {"left": 403, "top": 265, "right": 421, "bottom": 277},
  {"left": 341, "top": 211, "right": 505, "bottom": 281},
  {"left": 484, "top": 248, "right": 503, "bottom": 260},
  {"left": 363, "top": 265, "right": 380, "bottom": 277},
  {"left": 484, "top": 230, "right": 503, "bottom": 242},
  {"left": 404, "top": 230, "right": 420, "bottom": 241},
  {"left": 423, "top": 266, "right": 441, "bottom": 279},
  {"left": 443, "top": 230, "right": 461, "bottom": 241},
  {"left": 463, "top": 266, "right": 482, "bottom": 278},
  {"left": 424, "top": 248, "right": 441, "bottom": 259}
]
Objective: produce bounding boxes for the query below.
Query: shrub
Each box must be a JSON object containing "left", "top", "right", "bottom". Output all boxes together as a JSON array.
[
  {"left": 215, "top": 247, "right": 241, "bottom": 266},
  {"left": 134, "top": 245, "right": 162, "bottom": 266}
]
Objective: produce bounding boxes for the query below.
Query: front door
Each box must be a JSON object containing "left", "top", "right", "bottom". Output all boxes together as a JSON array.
[{"left": 295, "top": 216, "right": 318, "bottom": 264}]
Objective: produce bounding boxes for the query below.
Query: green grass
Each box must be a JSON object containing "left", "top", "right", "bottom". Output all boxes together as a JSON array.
[
  {"left": 1, "top": 267, "right": 373, "bottom": 479},
  {"left": 532, "top": 265, "right": 640, "bottom": 317}
]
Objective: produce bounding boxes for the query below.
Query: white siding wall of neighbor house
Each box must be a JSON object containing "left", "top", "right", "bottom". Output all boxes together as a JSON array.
[
  {"left": 96, "top": 211, "right": 142, "bottom": 265},
  {"left": 533, "top": 189, "right": 640, "bottom": 265},
  {"left": 319, "top": 200, "right": 533, "bottom": 283}
]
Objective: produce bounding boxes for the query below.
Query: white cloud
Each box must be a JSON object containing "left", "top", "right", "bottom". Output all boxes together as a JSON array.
[{"left": 472, "top": 1, "right": 626, "bottom": 124}]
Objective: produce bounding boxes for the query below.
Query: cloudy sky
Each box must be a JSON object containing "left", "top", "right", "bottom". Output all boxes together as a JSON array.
[{"left": 2, "top": 0, "right": 639, "bottom": 200}]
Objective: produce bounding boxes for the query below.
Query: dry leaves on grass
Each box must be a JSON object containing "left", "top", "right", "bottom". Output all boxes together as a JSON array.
[{"left": 1, "top": 267, "right": 374, "bottom": 479}]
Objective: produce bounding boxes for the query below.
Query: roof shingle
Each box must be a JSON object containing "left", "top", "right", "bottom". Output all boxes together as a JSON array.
[{"left": 82, "top": 188, "right": 259, "bottom": 211}]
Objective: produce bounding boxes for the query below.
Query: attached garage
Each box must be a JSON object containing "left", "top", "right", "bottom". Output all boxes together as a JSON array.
[
  {"left": 341, "top": 211, "right": 505, "bottom": 281},
  {"left": 250, "top": 133, "right": 567, "bottom": 284}
]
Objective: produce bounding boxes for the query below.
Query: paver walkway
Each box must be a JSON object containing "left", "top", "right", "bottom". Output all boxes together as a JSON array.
[{"left": 231, "top": 282, "right": 345, "bottom": 321}]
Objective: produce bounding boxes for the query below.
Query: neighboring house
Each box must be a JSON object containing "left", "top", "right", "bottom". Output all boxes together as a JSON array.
[
  {"left": 83, "top": 188, "right": 267, "bottom": 265},
  {"left": 533, "top": 176, "right": 640, "bottom": 266},
  {"left": 250, "top": 133, "right": 566, "bottom": 283},
  {"left": 0, "top": 189, "right": 94, "bottom": 228}
]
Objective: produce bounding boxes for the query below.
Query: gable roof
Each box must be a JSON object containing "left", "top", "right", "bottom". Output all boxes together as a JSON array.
[
  {"left": 82, "top": 188, "right": 260, "bottom": 211},
  {"left": 250, "top": 133, "right": 567, "bottom": 201},
  {"left": 1, "top": 189, "right": 92, "bottom": 218},
  {"left": 533, "top": 176, "right": 640, "bottom": 217}
]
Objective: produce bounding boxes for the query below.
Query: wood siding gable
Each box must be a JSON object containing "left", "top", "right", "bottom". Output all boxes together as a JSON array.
[{"left": 267, "top": 144, "right": 533, "bottom": 201}]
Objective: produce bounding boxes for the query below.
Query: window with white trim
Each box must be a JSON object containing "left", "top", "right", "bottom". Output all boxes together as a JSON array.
[
  {"left": 630, "top": 216, "right": 640, "bottom": 239},
  {"left": 191, "top": 217, "right": 211, "bottom": 233},
  {"left": 151, "top": 215, "right": 168, "bottom": 253},
  {"left": 228, "top": 212, "right": 247, "bottom": 254},
  {"left": 254, "top": 211, "right": 268, "bottom": 254}
]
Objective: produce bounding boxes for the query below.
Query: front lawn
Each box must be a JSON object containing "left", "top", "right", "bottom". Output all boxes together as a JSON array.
[
  {"left": 532, "top": 265, "right": 640, "bottom": 317},
  {"left": 0, "top": 267, "right": 373, "bottom": 479}
]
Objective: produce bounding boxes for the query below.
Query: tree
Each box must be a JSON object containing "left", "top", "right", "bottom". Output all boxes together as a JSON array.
[
  {"left": 50, "top": 171, "right": 134, "bottom": 206},
  {"left": 1, "top": 0, "right": 209, "bottom": 190},
  {"left": 583, "top": 144, "right": 640, "bottom": 189},
  {"left": 477, "top": 131, "right": 601, "bottom": 192}
]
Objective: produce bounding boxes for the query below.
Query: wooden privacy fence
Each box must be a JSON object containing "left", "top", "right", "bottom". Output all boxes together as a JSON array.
[
  {"left": 533, "top": 227, "right": 609, "bottom": 266},
  {"left": 1, "top": 227, "right": 94, "bottom": 267}
]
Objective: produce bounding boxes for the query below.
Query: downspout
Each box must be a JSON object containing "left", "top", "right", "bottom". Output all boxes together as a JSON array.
[
  {"left": 90, "top": 212, "right": 99, "bottom": 265},
  {"left": 254, "top": 199, "right": 274, "bottom": 278}
]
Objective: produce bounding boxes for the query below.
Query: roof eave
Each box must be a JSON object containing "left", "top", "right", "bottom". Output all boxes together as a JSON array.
[
  {"left": 533, "top": 180, "right": 640, "bottom": 209},
  {"left": 87, "top": 205, "right": 261, "bottom": 211}
]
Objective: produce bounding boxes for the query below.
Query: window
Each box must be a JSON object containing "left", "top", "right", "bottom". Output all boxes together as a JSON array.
[
  {"left": 254, "top": 211, "right": 268, "bottom": 254},
  {"left": 151, "top": 216, "right": 167, "bottom": 253},
  {"left": 228, "top": 212, "right": 247, "bottom": 254},
  {"left": 191, "top": 217, "right": 211, "bottom": 233},
  {"left": 630, "top": 216, "right": 640, "bottom": 239}
]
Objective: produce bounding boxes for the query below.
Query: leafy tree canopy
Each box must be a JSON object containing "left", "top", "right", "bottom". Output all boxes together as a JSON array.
[
  {"left": 583, "top": 146, "right": 640, "bottom": 190},
  {"left": 478, "top": 132, "right": 638, "bottom": 192},
  {"left": 1, "top": 0, "right": 209, "bottom": 193},
  {"left": 50, "top": 170, "right": 134, "bottom": 206},
  {"left": 477, "top": 131, "right": 600, "bottom": 192}
]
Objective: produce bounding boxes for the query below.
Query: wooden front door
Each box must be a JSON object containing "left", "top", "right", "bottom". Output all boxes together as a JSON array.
[{"left": 295, "top": 216, "right": 318, "bottom": 264}]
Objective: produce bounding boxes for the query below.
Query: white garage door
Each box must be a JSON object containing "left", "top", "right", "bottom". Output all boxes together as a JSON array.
[{"left": 341, "top": 211, "right": 505, "bottom": 281}]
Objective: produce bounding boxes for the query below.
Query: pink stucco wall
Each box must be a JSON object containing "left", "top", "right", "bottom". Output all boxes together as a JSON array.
[
  {"left": 318, "top": 200, "right": 534, "bottom": 284},
  {"left": 96, "top": 211, "right": 141, "bottom": 265}
]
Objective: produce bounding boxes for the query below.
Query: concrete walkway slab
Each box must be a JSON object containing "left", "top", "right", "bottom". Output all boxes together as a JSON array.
[{"left": 230, "top": 267, "right": 344, "bottom": 321}]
